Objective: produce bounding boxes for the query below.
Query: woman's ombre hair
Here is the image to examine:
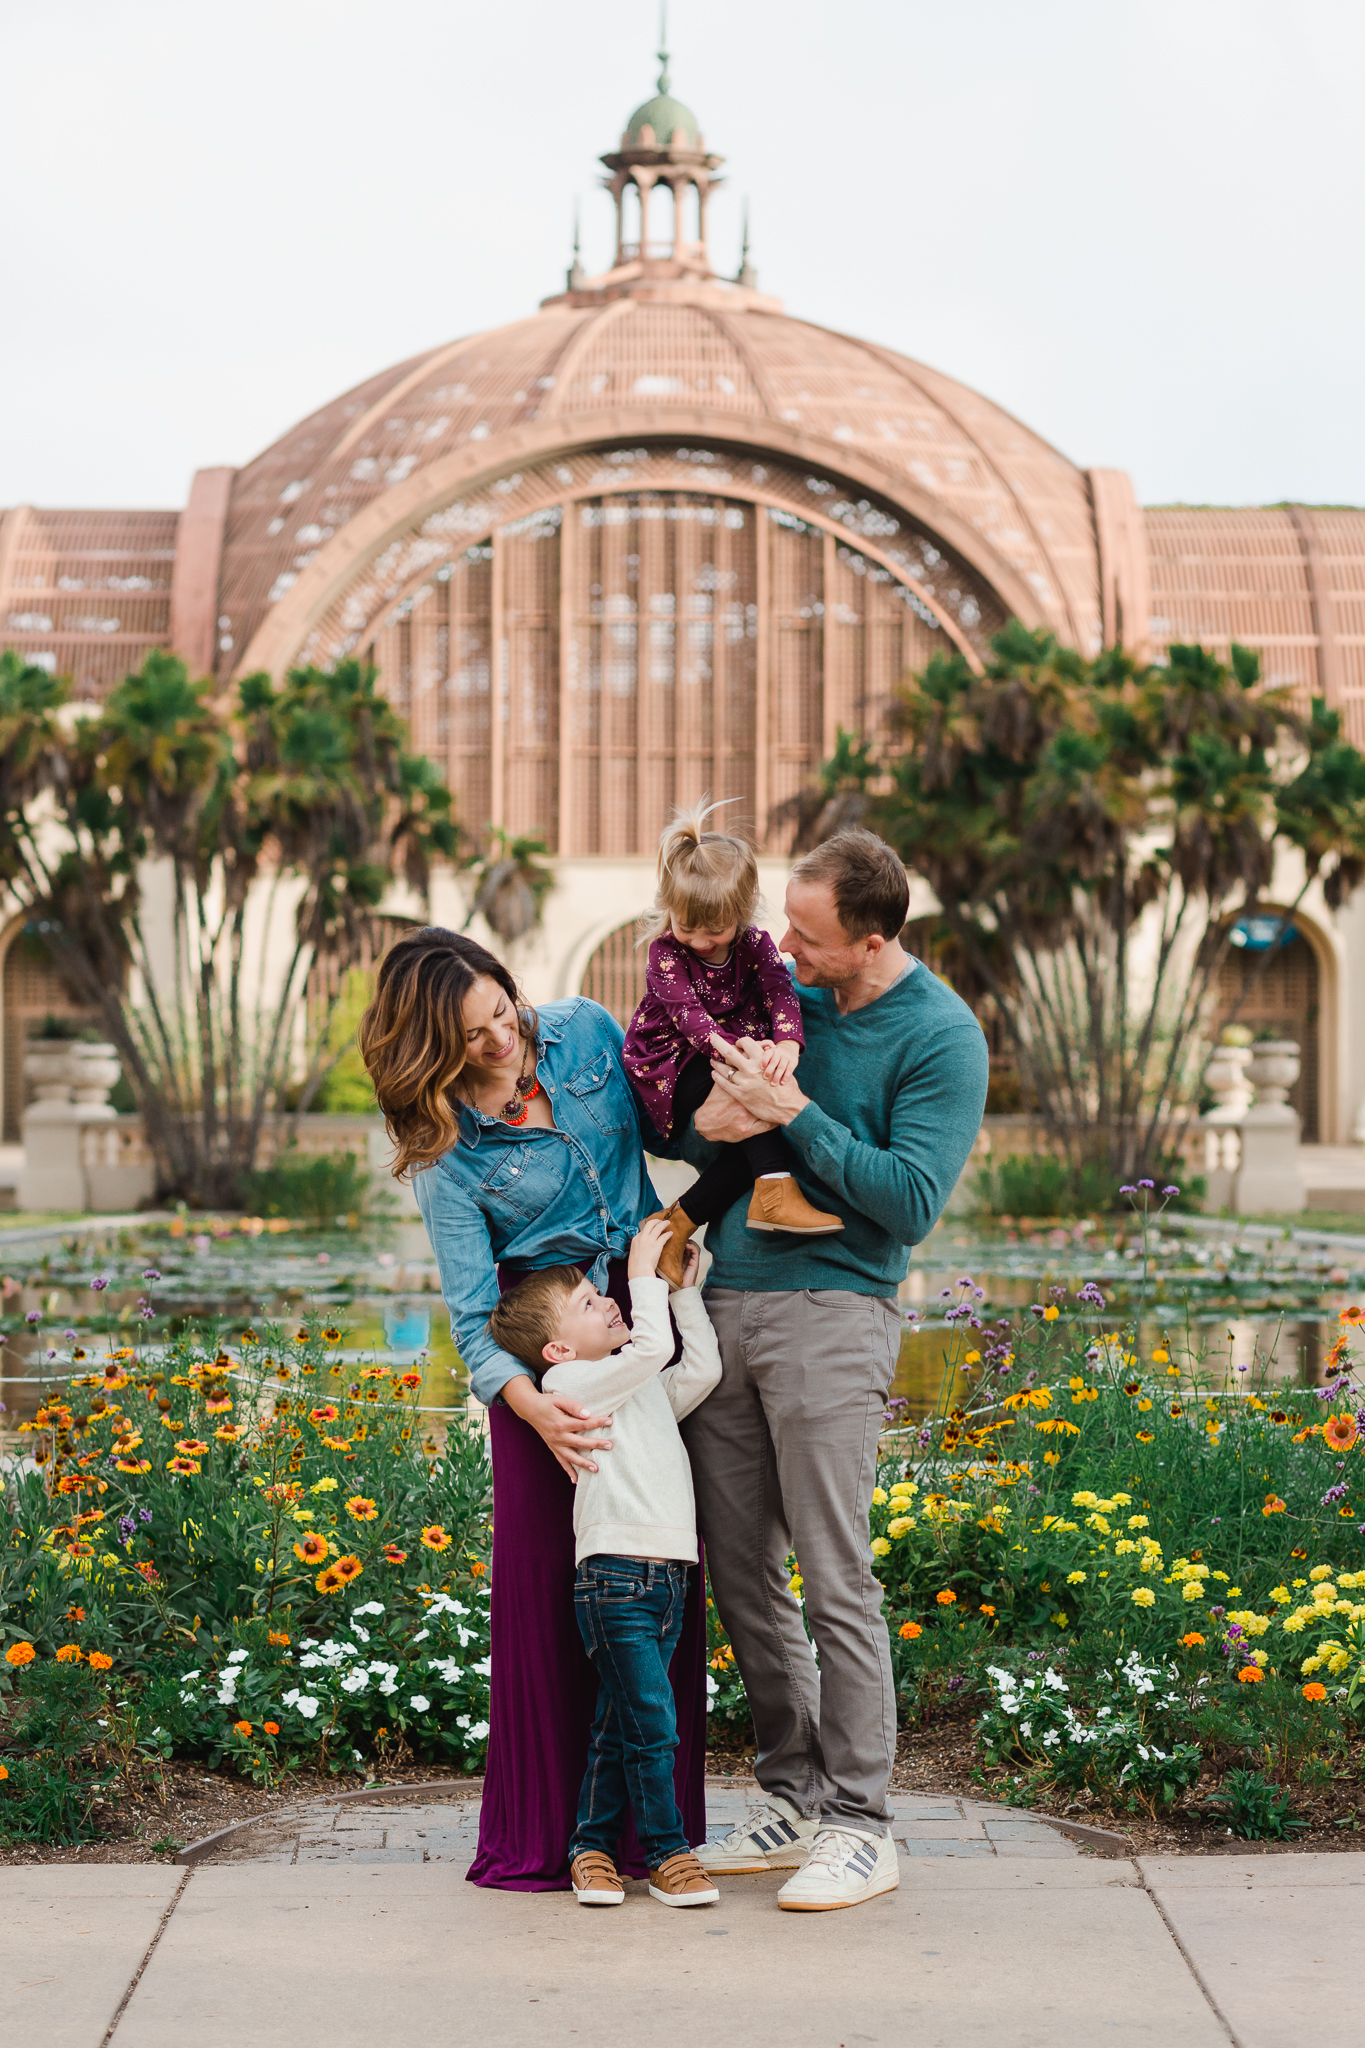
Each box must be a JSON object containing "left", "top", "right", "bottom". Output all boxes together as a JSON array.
[{"left": 359, "top": 927, "right": 536, "bottom": 1179}]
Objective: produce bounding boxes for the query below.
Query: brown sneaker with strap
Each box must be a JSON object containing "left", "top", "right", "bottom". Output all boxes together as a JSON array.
[
  {"left": 570, "top": 1850, "right": 626, "bottom": 1905},
  {"left": 648, "top": 1850, "right": 720, "bottom": 1907},
  {"left": 745, "top": 1174, "right": 845, "bottom": 1235}
]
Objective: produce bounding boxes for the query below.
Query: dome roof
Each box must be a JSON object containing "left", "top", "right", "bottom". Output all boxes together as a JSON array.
[
  {"left": 218, "top": 291, "right": 1102, "bottom": 675},
  {"left": 624, "top": 90, "right": 700, "bottom": 147}
]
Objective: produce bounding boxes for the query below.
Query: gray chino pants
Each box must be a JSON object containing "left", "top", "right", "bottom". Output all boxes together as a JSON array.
[{"left": 680, "top": 1287, "right": 900, "bottom": 1835}]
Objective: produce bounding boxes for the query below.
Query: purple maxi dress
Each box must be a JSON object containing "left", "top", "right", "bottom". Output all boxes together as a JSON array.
[{"left": 468, "top": 1259, "right": 709, "bottom": 1890}]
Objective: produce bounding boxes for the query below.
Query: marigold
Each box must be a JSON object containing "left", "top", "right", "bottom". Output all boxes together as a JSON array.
[
  {"left": 1179, "top": 1632, "right": 1205, "bottom": 1648},
  {"left": 898, "top": 1622, "right": 923, "bottom": 1640},
  {"left": 88, "top": 1651, "right": 113, "bottom": 1671},
  {"left": 268, "top": 1629, "right": 290, "bottom": 1646},
  {"left": 55, "top": 1644, "right": 82, "bottom": 1663},
  {"left": 294, "top": 1533, "right": 329, "bottom": 1565},
  {"left": 979, "top": 1603, "right": 996, "bottom": 1617},
  {"left": 6, "top": 1642, "right": 37, "bottom": 1666},
  {"left": 935, "top": 1589, "right": 957, "bottom": 1606},
  {"left": 334, "top": 1555, "right": 364, "bottom": 1583},
  {"left": 263, "top": 1721, "right": 280, "bottom": 1735},
  {"left": 344, "top": 1496, "right": 379, "bottom": 1522},
  {"left": 233, "top": 1720, "right": 253, "bottom": 1736},
  {"left": 0, "top": 1765, "right": 7, "bottom": 1779},
  {"left": 1323, "top": 1413, "right": 1359, "bottom": 1453},
  {"left": 1302, "top": 1681, "right": 1328, "bottom": 1702},
  {"left": 1237, "top": 1666, "right": 1265, "bottom": 1684},
  {"left": 420, "top": 1525, "right": 453, "bottom": 1552}
]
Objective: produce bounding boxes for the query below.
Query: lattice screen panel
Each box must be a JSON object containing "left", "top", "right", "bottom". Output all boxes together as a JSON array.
[
  {"left": 1214, "top": 934, "right": 1320, "bottom": 1143},
  {"left": 579, "top": 919, "right": 650, "bottom": 1027}
]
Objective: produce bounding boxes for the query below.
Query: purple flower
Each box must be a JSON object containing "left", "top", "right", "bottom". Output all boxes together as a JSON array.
[
  {"left": 1029, "top": 1304, "right": 1045, "bottom": 1319},
  {"left": 89, "top": 1276, "right": 109, "bottom": 1293},
  {"left": 142, "top": 1268, "right": 162, "bottom": 1282},
  {"left": 25, "top": 1310, "right": 40, "bottom": 1325},
  {"left": 1137, "top": 1179, "right": 1155, "bottom": 1190},
  {"left": 1119, "top": 1185, "right": 1136, "bottom": 1195},
  {"left": 973, "top": 1288, "right": 985, "bottom": 1300},
  {"left": 63, "top": 1328, "right": 76, "bottom": 1340},
  {"left": 1209, "top": 1605, "right": 1226, "bottom": 1618},
  {"left": 956, "top": 1275, "right": 974, "bottom": 1288},
  {"left": 939, "top": 1288, "right": 953, "bottom": 1301},
  {"left": 1322, "top": 1482, "right": 1349, "bottom": 1506},
  {"left": 1163, "top": 1185, "right": 1181, "bottom": 1197},
  {"left": 1077, "top": 1282, "right": 1107, "bottom": 1307},
  {"left": 139, "top": 1508, "right": 152, "bottom": 1522}
]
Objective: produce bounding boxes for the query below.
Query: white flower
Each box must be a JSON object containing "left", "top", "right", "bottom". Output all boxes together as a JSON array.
[
  {"left": 216, "top": 1677, "right": 239, "bottom": 1704},
  {"left": 466, "top": 1721, "right": 489, "bottom": 1741},
  {"left": 706, "top": 1674, "right": 718, "bottom": 1695},
  {"left": 378, "top": 1676, "right": 398, "bottom": 1696},
  {"left": 180, "top": 1670, "right": 201, "bottom": 1684},
  {"left": 456, "top": 1713, "right": 471, "bottom": 1729},
  {"left": 226, "top": 1649, "right": 249, "bottom": 1665},
  {"left": 409, "top": 1695, "right": 431, "bottom": 1713},
  {"left": 295, "top": 1695, "right": 320, "bottom": 1720},
  {"left": 411, "top": 1629, "right": 430, "bottom": 1643},
  {"left": 471, "top": 1657, "right": 492, "bottom": 1677},
  {"left": 340, "top": 1670, "right": 369, "bottom": 1695},
  {"left": 348, "top": 1624, "right": 371, "bottom": 1644},
  {"left": 354, "top": 1601, "right": 385, "bottom": 1617},
  {"left": 298, "top": 1654, "right": 323, "bottom": 1670},
  {"left": 455, "top": 1626, "right": 475, "bottom": 1648},
  {"left": 368, "top": 1661, "right": 398, "bottom": 1677},
  {"left": 428, "top": 1657, "right": 463, "bottom": 1684}
]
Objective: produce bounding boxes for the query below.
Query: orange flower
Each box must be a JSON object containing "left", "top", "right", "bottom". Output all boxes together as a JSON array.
[
  {"left": 898, "top": 1621, "right": 923, "bottom": 1640},
  {"left": 88, "top": 1651, "right": 114, "bottom": 1671},
  {"left": 268, "top": 1630, "right": 291, "bottom": 1646},
  {"left": 1237, "top": 1666, "right": 1264, "bottom": 1685},
  {"left": 166, "top": 1455, "right": 201, "bottom": 1475},
  {"left": 294, "top": 1534, "right": 329, "bottom": 1565},
  {"left": 134, "top": 1562, "right": 161, "bottom": 1584},
  {"left": 320, "top": 1435, "right": 352, "bottom": 1452},
  {"left": 334, "top": 1555, "right": 363, "bottom": 1584},
  {"left": 469, "top": 1561, "right": 486, "bottom": 1577},
  {"left": 233, "top": 1720, "right": 253, "bottom": 1737},
  {"left": 214, "top": 1426, "right": 242, "bottom": 1444},
  {"left": 1324, "top": 1413, "right": 1359, "bottom": 1454},
  {"left": 399, "top": 1371, "right": 422, "bottom": 1390},
  {"left": 1303, "top": 1681, "right": 1328, "bottom": 1702},
  {"left": 1262, "top": 1495, "right": 1288, "bottom": 1516},
  {"left": 116, "top": 1458, "right": 153, "bottom": 1474},
  {"left": 5, "top": 1642, "right": 36, "bottom": 1666},
  {"left": 344, "top": 1496, "right": 378, "bottom": 1522},
  {"left": 55, "top": 1644, "right": 83, "bottom": 1663},
  {"left": 1180, "top": 1632, "right": 1206, "bottom": 1648},
  {"left": 309, "top": 1405, "right": 339, "bottom": 1426},
  {"left": 0, "top": 1765, "right": 7, "bottom": 1779},
  {"left": 382, "top": 1545, "right": 408, "bottom": 1564},
  {"left": 420, "top": 1526, "right": 452, "bottom": 1553},
  {"left": 935, "top": 1589, "right": 957, "bottom": 1606},
  {"left": 263, "top": 1721, "right": 280, "bottom": 1735},
  {"left": 175, "top": 1438, "right": 211, "bottom": 1457},
  {"left": 979, "top": 1604, "right": 997, "bottom": 1617},
  {"left": 1339, "top": 1305, "right": 1365, "bottom": 1325},
  {"left": 205, "top": 1395, "right": 233, "bottom": 1414},
  {"left": 315, "top": 1564, "right": 345, "bottom": 1594}
]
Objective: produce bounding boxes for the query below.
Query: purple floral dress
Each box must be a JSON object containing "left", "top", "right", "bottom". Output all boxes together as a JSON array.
[{"left": 622, "top": 926, "right": 804, "bottom": 1140}]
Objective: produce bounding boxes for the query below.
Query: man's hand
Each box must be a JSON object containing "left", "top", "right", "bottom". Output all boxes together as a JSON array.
[
  {"left": 674, "top": 1241, "right": 701, "bottom": 1290},
  {"left": 628, "top": 1213, "right": 672, "bottom": 1279},
  {"left": 760, "top": 1039, "right": 801, "bottom": 1084},
  {"left": 501, "top": 1377, "right": 614, "bottom": 1481},
  {"left": 707, "top": 1032, "right": 809, "bottom": 1127}
]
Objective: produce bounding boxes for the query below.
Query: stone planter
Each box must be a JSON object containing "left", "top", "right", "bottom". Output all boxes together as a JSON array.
[
  {"left": 1204, "top": 1044, "right": 1254, "bottom": 1121},
  {"left": 1247, "top": 1039, "right": 1301, "bottom": 1107},
  {"left": 23, "top": 1043, "right": 80, "bottom": 1103},
  {"left": 69, "top": 1042, "right": 121, "bottom": 1115}
]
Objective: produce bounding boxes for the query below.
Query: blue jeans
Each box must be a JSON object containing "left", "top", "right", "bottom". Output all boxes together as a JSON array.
[{"left": 571, "top": 1555, "right": 692, "bottom": 1868}]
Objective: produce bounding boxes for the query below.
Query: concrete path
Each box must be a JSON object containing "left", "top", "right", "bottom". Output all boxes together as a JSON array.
[{"left": 5, "top": 1790, "right": 1363, "bottom": 2048}]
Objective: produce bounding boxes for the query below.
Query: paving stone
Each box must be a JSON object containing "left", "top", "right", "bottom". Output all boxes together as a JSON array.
[{"left": 896, "top": 1838, "right": 996, "bottom": 1858}]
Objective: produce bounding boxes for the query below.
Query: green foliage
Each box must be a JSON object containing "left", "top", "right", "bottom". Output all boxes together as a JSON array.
[
  {"left": 0, "top": 650, "right": 461, "bottom": 1206},
  {"left": 0, "top": 1659, "right": 116, "bottom": 1844},
  {"left": 464, "top": 830, "right": 555, "bottom": 943},
  {"left": 872, "top": 631, "right": 1365, "bottom": 1177},
  {"left": 971, "top": 1153, "right": 1118, "bottom": 1219},
  {"left": 1201, "top": 1767, "right": 1307, "bottom": 1840},
  {"left": 241, "top": 1149, "right": 384, "bottom": 1229}
]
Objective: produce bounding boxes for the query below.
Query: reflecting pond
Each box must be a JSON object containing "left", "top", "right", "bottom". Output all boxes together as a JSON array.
[{"left": 1, "top": 1209, "right": 1362, "bottom": 1432}]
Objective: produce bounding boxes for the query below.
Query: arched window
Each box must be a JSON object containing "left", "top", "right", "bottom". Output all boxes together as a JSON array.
[
  {"left": 579, "top": 919, "right": 649, "bottom": 1026},
  {"left": 1215, "top": 917, "right": 1320, "bottom": 1142},
  {"left": 0, "top": 921, "right": 100, "bottom": 1144}
]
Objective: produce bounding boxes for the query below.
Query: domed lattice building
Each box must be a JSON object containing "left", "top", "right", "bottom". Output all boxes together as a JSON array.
[{"left": 4, "top": 54, "right": 1365, "bottom": 1146}]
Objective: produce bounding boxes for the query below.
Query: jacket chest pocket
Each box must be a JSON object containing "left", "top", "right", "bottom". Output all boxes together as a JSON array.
[
  {"left": 478, "top": 1142, "right": 568, "bottom": 1219},
  {"left": 565, "top": 1056, "right": 633, "bottom": 1135}
]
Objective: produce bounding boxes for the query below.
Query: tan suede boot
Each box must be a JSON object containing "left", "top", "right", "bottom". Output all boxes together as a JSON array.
[
  {"left": 648, "top": 1203, "right": 699, "bottom": 1288},
  {"left": 648, "top": 1850, "right": 720, "bottom": 1907},
  {"left": 746, "top": 1175, "right": 845, "bottom": 1235}
]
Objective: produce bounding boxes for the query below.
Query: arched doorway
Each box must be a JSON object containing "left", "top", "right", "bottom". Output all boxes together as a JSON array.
[
  {"left": 579, "top": 918, "right": 649, "bottom": 1027},
  {"left": 0, "top": 920, "right": 100, "bottom": 1143},
  {"left": 1214, "top": 915, "right": 1320, "bottom": 1142}
]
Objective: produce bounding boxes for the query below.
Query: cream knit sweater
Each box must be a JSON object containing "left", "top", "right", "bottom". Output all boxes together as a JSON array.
[{"left": 541, "top": 1276, "right": 721, "bottom": 1565}]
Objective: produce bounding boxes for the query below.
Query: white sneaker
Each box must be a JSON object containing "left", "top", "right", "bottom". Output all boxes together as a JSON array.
[
  {"left": 777, "top": 1826, "right": 900, "bottom": 1910},
  {"left": 696, "top": 1795, "right": 819, "bottom": 1873}
]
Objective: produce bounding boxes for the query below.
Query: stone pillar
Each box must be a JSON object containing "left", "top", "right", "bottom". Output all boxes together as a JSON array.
[
  {"left": 18, "top": 1042, "right": 122, "bottom": 1212},
  {"left": 1234, "top": 1040, "right": 1305, "bottom": 1215}
]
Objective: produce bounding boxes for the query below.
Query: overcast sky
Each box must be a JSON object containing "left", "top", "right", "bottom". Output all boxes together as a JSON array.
[{"left": 4, "top": 0, "right": 1362, "bottom": 510}]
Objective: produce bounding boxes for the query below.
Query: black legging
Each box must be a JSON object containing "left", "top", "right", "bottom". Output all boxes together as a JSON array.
[{"left": 655, "top": 1051, "right": 792, "bottom": 1227}]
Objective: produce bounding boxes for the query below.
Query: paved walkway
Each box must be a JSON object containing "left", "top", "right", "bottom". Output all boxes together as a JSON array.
[{"left": 8, "top": 1788, "right": 1364, "bottom": 2048}]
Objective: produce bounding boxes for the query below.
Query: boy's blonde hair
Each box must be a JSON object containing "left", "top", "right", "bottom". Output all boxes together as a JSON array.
[
  {"left": 643, "top": 800, "right": 760, "bottom": 941},
  {"left": 486, "top": 1266, "right": 582, "bottom": 1370}
]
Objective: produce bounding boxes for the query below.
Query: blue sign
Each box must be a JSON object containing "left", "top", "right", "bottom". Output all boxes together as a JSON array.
[
  {"left": 1229, "top": 916, "right": 1297, "bottom": 953},
  {"left": 383, "top": 1304, "right": 432, "bottom": 1353}
]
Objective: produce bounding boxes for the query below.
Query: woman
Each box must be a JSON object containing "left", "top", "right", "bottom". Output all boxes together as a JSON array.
[{"left": 359, "top": 926, "right": 708, "bottom": 1890}]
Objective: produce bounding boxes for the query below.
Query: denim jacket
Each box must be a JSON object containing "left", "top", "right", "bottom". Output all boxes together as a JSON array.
[{"left": 412, "top": 998, "right": 666, "bottom": 1407}]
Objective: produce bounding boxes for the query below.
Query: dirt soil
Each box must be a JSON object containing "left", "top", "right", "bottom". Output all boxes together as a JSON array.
[
  {"left": 711, "top": 1705, "right": 1365, "bottom": 1857},
  {"left": 8, "top": 1712, "right": 1365, "bottom": 1864}
]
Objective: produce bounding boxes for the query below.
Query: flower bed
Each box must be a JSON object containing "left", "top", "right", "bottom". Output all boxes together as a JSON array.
[{"left": 1, "top": 1293, "right": 491, "bottom": 1842}]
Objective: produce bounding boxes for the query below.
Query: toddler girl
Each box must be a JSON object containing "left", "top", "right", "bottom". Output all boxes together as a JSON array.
[{"left": 622, "top": 803, "right": 842, "bottom": 1285}]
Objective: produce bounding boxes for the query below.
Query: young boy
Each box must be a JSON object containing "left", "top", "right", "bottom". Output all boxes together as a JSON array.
[{"left": 486, "top": 1213, "right": 722, "bottom": 1908}]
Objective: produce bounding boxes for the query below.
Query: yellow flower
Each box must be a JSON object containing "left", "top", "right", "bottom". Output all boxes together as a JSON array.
[
  {"left": 1043, "top": 1306, "right": 1060, "bottom": 1322},
  {"left": 1136, "top": 1399, "right": 1153, "bottom": 1413},
  {"left": 1066, "top": 1571, "right": 1087, "bottom": 1585},
  {"left": 1269, "top": 1585, "right": 1291, "bottom": 1605},
  {"left": 870, "top": 1538, "right": 891, "bottom": 1558},
  {"left": 1310, "top": 1565, "right": 1335, "bottom": 1582},
  {"left": 1034, "top": 1419, "right": 1080, "bottom": 1436},
  {"left": 871, "top": 1488, "right": 888, "bottom": 1505},
  {"left": 1182, "top": 1582, "right": 1204, "bottom": 1603},
  {"left": 1131, "top": 1587, "right": 1156, "bottom": 1608},
  {"left": 886, "top": 1517, "right": 915, "bottom": 1538},
  {"left": 310, "top": 1477, "right": 339, "bottom": 1494},
  {"left": 1136, "top": 1430, "right": 1154, "bottom": 1442},
  {"left": 964, "top": 1351, "right": 981, "bottom": 1365}
]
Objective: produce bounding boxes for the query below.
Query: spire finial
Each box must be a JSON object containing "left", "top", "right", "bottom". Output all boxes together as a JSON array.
[
  {"left": 737, "top": 200, "right": 756, "bottom": 289},
  {"left": 657, "top": 1, "right": 671, "bottom": 93},
  {"left": 566, "top": 200, "right": 585, "bottom": 290}
]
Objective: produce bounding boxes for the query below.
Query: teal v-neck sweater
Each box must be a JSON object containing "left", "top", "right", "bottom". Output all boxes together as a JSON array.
[{"left": 685, "top": 959, "right": 988, "bottom": 1297}]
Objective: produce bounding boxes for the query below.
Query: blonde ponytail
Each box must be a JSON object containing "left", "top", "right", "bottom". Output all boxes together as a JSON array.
[{"left": 642, "top": 798, "right": 761, "bottom": 941}]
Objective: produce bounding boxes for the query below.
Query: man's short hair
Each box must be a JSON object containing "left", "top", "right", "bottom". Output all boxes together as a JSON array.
[
  {"left": 486, "top": 1266, "right": 582, "bottom": 1370},
  {"left": 790, "top": 828, "right": 909, "bottom": 942}
]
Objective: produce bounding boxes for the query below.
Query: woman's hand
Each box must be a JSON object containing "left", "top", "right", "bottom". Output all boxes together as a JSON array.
[{"left": 501, "top": 1375, "right": 614, "bottom": 1481}]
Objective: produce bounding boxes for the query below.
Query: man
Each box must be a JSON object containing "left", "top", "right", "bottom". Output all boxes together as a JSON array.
[{"left": 680, "top": 828, "right": 987, "bottom": 1910}]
